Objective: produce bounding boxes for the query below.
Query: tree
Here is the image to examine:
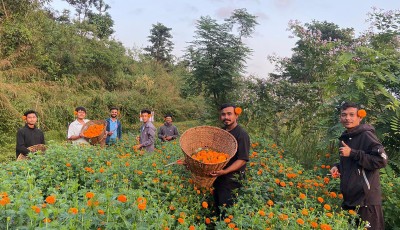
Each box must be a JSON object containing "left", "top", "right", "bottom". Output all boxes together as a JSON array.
[
  {"left": 144, "top": 22, "right": 174, "bottom": 65},
  {"left": 184, "top": 9, "right": 258, "bottom": 107}
]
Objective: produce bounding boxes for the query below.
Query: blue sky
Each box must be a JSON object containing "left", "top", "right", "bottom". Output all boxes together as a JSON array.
[{"left": 50, "top": 0, "right": 400, "bottom": 78}]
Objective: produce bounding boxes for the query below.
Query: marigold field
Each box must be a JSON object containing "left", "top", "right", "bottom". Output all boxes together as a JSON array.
[{"left": 0, "top": 136, "right": 398, "bottom": 229}]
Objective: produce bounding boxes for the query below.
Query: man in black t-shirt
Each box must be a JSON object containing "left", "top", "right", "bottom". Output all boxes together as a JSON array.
[
  {"left": 210, "top": 103, "right": 250, "bottom": 217},
  {"left": 16, "top": 110, "right": 45, "bottom": 158}
]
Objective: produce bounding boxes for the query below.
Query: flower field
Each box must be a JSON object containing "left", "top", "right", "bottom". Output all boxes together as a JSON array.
[{"left": 0, "top": 136, "right": 397, "bottom": 229}]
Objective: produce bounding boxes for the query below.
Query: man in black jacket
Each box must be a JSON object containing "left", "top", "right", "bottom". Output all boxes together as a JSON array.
[
  {"left": 330, "top": 102, "right": 387, "bottom": 229},
  {"left": 16, "top": 110, "right": 45, "bottom": 158}
]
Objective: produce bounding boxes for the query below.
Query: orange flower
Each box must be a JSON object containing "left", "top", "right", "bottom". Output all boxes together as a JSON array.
[
  {"left": 191, "top": 148, "right": 229, "bottom": 164},
  {"left": 138, "top": 202, "right": 146, "bottom": 210},
  {"left": 73, "top": 111, "right": 78, "bottom": 116},
  {"left": 258, "top": 210, "right": 266, "bottom": 216},
  {"left": 0, "top": 197, "right": 10, "bottom": 206},
  {"left": 234, "top": 107, "right": 242, "bottom": 115},
  {"left": 22, "top": 115, "right": 27, "bottom": 121},
  {"left": 205, "top": 218, "right": 211, "bottom": 224},
  {"left": 117, "top": 194, "right": 127, "bottom": 203},
  {"left": 299, "top": 193, "right": 306, "bottom": 200},
  {"left": 99, "top": 167, "right": 105, "bottom": 173},
  {"left": 279, "top": 214, "right": 288, "bottom": 221},
  {"left": 202, "top": 201, "right": 208, "bottom": 209},
  {"left": 296, "top": 218, "right": 305, "bottom": 225},
  {"left": 310, "top": 222, "right": 318, "bottom": 228},
  {"left": 43, "top": 218, "right": 51, "bottom": 223},
  {"left": 228, "top": 223, "right": 236, "bottom": 229},
  {"left": 320, "top": 224, "right": 332, "bottom": 230},
  {"left": 224, "top": 218, "right": 231, "bottom": 223},
  {"left": 279, "top": 181, "right": 286, "bottom": 187},
  {"left": 357, "top": 109, "right": 367, "bottom": 118},
  {"left": 86, "top": 192, "right": 95, "bottom": 199},
  {"left": 98, "top": 209, "right": 105, "bottom": 215},
  {"left": 106, "top": 161, "right": 111, "bottom": 166},
  {"left": 45, "top": 195, "right": 56, "bottom": 204},
  {"left": 31, "top": 205, "right": 41, "bottom": 213},
  {"left": 338, "top": 194, "right": 343, "bottom": 199},
  {"left": 178, "top": 217, "right": 184, "bottom": 224},
  {"left": 267, "top": 200, "right": 274, "bottom": 206},
  {"left": 348, "top": 210, "right": 357, "bottom": 215},
  {"left": 329, "top": 192, "right": 337, "bottom": 198},
  {"left": 189, "top": 226, "right": 195, "bottom": 230},
  {"left": 301, "top": 209, "right": 309, "bottom": 216},
  {"left": 317, "top": 197, "right": 324, "bottom": 203},
  {"left": 66, "top": 163, "right": 71, "bottom": 167},
  {"left": 323, "top": 204, "right": 331, "bottom": 211},
  {"left": 82, "top": 124, "right": 105, "bottom": 138},
  {"left": 69, "top": 207, "right": 78, "bottom": 214}
]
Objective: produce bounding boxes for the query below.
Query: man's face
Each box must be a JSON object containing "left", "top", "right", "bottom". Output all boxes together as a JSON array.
[
  {"left": 220, "top": 107, "right": 238, "bottom": 127},
  {"left": 141, "top": 113, "right": 150, "bottom": 123},
  {"left": 77, "top": 110, "right": 86, "bottom": 119},
  {"left": 165, "top": 116, "right": 172, "bottom": 124},
  {"left": 110, "top": 109, "right": 118, "bottom": 118},
  {"left": 340, "top": 107, "right": 362, "bottom": 130},
  {"left": 26, "top": 113, "right": 37, "bottom": 126}
]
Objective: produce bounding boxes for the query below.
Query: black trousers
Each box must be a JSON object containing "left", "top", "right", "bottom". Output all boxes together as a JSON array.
[
  {"left": 212, "top": 172, "right": 244, "bottom": 218},
  {"left": 344, "top": 205, "right": 385, "bottom": 230}
]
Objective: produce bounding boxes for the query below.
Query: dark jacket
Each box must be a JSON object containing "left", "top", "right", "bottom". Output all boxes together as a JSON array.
[
  {"left": 140, "top": 122, "right": 156, "bottom": 152},
  {"left": 336, "top": 124, "right": 388, "bottom": 207},
  {"left": 16, "top": 124, "right": 45, "bottom": 158},
  {"left": 105, "top": 118, "right": 122, "bottom": 144},
  {"left": 158, "top": 123, "right": 179, "bottom": 141}
]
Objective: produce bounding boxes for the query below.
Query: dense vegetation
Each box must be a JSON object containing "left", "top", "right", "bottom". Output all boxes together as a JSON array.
[{"left": 0, "top": 1, "right": 399, "bottom": 228}]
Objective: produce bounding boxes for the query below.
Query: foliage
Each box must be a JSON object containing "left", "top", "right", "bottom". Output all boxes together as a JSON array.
[{"left": 144, "top": 22, "right": 174, "bottom": 66}]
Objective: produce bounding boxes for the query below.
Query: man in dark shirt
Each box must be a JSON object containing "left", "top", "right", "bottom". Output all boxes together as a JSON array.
[
  {"left": 210, "top": 103, "right": 250, "bottom": 217},
  {"left": 16, "top": 110, "right": 45, "bottom": 158},
  {"left": 158, "top": 114, "right": 179, "bottom": 142}
]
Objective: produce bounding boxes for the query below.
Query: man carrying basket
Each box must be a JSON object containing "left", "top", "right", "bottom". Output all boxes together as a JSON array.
[
  {"left": 16, "top": 110, "right": 45, "bottom": 159},
  {"left": 210, "top": 103, "right": 250, "bottom": 217},
  {"left": 67, "top": 106, "right": 90, "bottom": 145}
]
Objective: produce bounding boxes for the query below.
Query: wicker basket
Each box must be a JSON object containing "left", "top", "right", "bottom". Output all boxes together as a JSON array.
[
  {"left": 17, "top": 144, "right": 47, "bottom": 161},
  {"left": 81, "top": 120, "right": 107, "bottom": 145},
  {"left": 180, "top": 126, "right": 238, "bottom": 188}
]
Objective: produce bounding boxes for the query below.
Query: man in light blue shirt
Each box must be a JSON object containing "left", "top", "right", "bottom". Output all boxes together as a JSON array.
[{"left": 105, "top": 107, "right": 122, "bottom": 145}]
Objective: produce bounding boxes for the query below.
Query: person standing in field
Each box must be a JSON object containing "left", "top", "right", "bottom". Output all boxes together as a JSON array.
[
  {"left": 210, "top": 103, "right": 250, "bottom": 218},
  {"left": 158, "top": 114, "right": 179, "bottom": 142},
  {"left": 67, "top": 106, "right": 90, "bottom": 145},
  {"left": 16, "top": 110, "right": 45, "bottom": 159},
  {"left": 134, "top": 109, "right": 156, "bottom": 152},
  {"left": 330, "top": 102, "right": 387, "bottom": 230},
  {"left": 105, "top": 107, "right": 122, "bottom": 145}
]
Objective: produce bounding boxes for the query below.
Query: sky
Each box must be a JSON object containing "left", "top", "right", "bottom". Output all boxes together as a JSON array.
[{"left": 49, "top": 0, "right": 400, "bottom": 78}]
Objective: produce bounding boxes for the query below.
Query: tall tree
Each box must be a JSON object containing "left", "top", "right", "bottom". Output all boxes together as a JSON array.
[
  {"left": 144, "top": 22, "right": 174, "bottom": 65},
  {"left": 184, "top": 8, "right": 258, "bottom": 106}
]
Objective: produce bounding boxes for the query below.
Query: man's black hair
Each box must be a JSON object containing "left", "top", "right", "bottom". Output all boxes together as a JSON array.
[
  {"left": 340, "top": 102, "right": 360, "bottom": 111},
  {"left": 140, "top": 109, "right": 151, "bottom": 115},
  {"left": 164, "top": 114, "right": 173, "bottom": 118},
  {"left": 110, "top": 106, "right": 119, "bottom": 111},
  {"left": 219, "top": 103, "right": 236, "bottom": 111},
  {"left": 24, "top": 110, "right": 37, "bottom": 117},
  {"left": 75, "top": 106, "right": 87, "bottom": 113}
]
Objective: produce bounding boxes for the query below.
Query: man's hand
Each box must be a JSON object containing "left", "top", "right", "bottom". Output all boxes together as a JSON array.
[
  {"left": 107, "top": 131, "right": 113, "bottom": 136},
  {"left": 210, "top": 170, "right": 226, "bottom": 177},
  {"left": 166, "top": 136, "right": 173, "bottom": 141},
  {"left": 330, "top": 166, "right": 340, "bottom": 178},
  {"left": 339, "top": 141, "right": 351, "bottom": 157}
]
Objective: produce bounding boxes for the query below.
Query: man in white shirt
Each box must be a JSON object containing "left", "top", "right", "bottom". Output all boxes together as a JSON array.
[{"left": 67, "top": 107, "right": 90, "bottom": 145}]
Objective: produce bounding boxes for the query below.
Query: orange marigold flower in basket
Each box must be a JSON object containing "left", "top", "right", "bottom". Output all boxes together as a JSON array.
[
  {"left": 357, "top": 109, "right": 367, "bottom": 118},
  {"left": 117, "top": 194, "right": 127, "bottom": 203},
  {"left": 83, "top": 124, "right": 105, "bottom": 138},
  {"left": 191, "top": 148, "right": 230, "bottom": 164},
  {"left": 202, "top": 201, "right": 208, "bottom": 209},
  {"left": 86, "top": 192, "right": 95, "bottom": 199},
  {"left": 45, "top": 195, "right": 56, "bottom": 204},
  {"left": 234, "top": 107, "right": 242, "bottom": 115}
]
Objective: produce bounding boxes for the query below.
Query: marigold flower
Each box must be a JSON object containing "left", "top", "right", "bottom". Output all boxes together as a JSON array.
[
  {"left": 320, "top": 223, "right": 332, "bottom": 230},
  {"left": 228, "top": 223, "right": 236, "bottom": 228},
  {"left": 43, "top": 218, "right": 51, "bottom": 223},
  {"left": 279, "top": 214, "right": 288, "bottom": 221},
  {"left": 177, "top": 217, "right": 184, "bottom": 224},
  {"left": 73, "top": 111, "right": 78, "bottom": 116},
  {"left": 66, "top": 163, "right": 71, "bottom": 167},
  {"left": 310, "top": 221, "right": 318, "bottom": 228},
  {"left": 69, "top": 207, "right": 78, "bottom": 214},
  {"left": 357, "top": 109, "right": 367, "bottom": 118},
  {"left": 98, "top": 209, "right": 105, "bottom": 215},
  {"left": 99, "top": 167, "right": 105, "bottom": 173},
  {"left": 31, "top": 205, "right": 41, "bottom": 213},
  {"left": 348, "top": 210, "right": 357, "bottom": 215},
  {"left": 45, "top": 195, "right": 56, "bottom": 204},
  {"left": 117, "top": 194, "right": 127, "bottom": 203},
  {"left": 258, "top": 210, "right": 266, "bottom": 216},
  {"left": 324, "top": 204, "right": 331, "bottom": 211},
  {"left": 202, "top": 201, "right": 208, "bottom": 209},
  {"left": 301, "top": 209, "right": 309, "bottom": 216},
  {"left": 205, "top": 217, "right": 211, "bottom": 224},
  {"left": 299, "top": 193, "right": 306, "bottom": 200},
  {"left": 189, "top": 226, "right": 195, "bottom": 230},
  {"left": 86, "top": 192, "right": 95, "bottom": 199},
  {"left": 0, "top": 197, "right": 10, "bottom": 206},
  {"left": 296, "top": 218, "right": 305, "bottom": 225},
  {"left": 267, "top": 200, "right": 274, "bottom": 206},
  {"left": 228, "top": 215, "right": 233, "bottom": 219},
  {"left": 326, "top": 212, "right": 333, "bottom": 217},
  {"left": 329, "top": 192, "right": 337, "bottom": 198},
  {"left": 338, "top": 194, "right": 343, "bottom": 199},
  {"left": 317, "top": 197, "right": 324, "bottom": 203},
  {"left": 279, "top": 181, "right": 286, "bottom": 187},
  {"left": 234, "top": 107, "right": 242, "bottom": 115},
  {"left": 138, "top": 203, "right": 146, "bottom": 210},
  {"left": 224, "top": 218, "right": 231, "bottom": 223},
  {"left": 106, "top": 161, "right": 111, "bottom": 166}
]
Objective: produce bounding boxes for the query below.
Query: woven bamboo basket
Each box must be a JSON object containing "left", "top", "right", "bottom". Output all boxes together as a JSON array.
[
  {"left": 81, "top": 120, "right": 107, "bottom": 145},
  {"left": 17, "top": 144, "right": 47, "bottom": 161},
  {"left": 180, "top": 126, "right": 238, "bottom": 188}
]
